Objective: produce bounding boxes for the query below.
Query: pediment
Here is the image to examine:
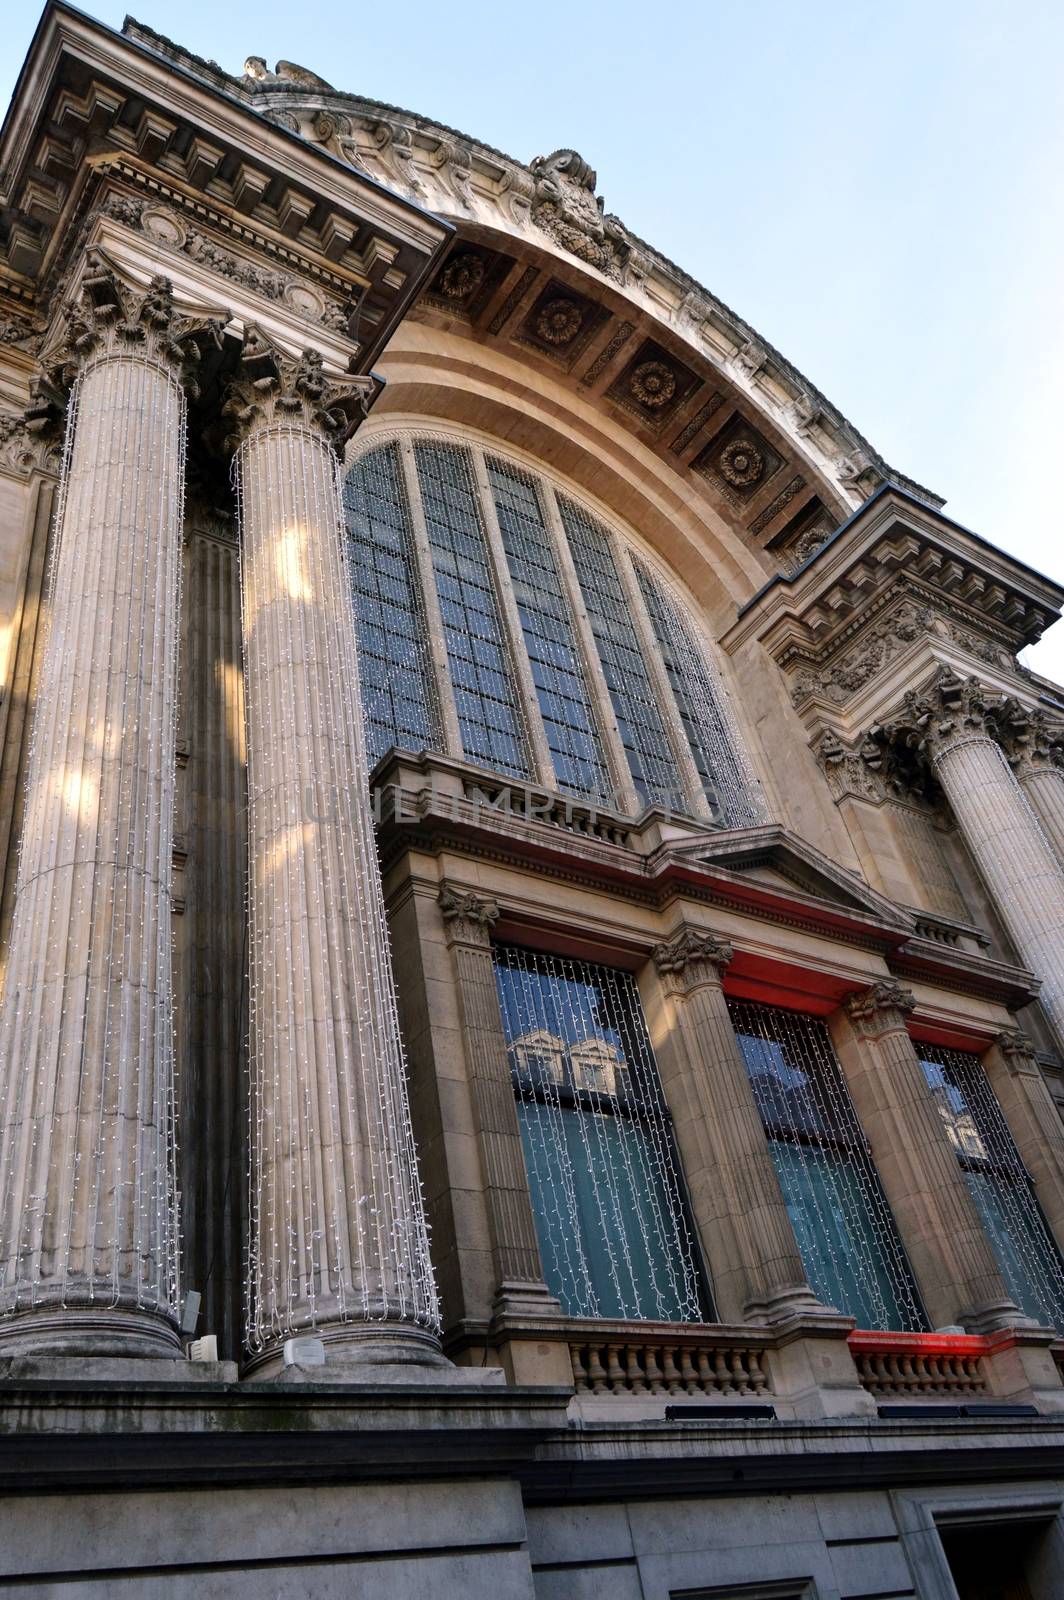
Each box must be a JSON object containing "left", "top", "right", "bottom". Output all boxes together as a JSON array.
[{"left": 666, "top": 824, "right": 914, "bottom": 933}]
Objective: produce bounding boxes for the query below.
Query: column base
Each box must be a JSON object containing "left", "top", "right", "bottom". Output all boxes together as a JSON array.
[
  {"left": 243, "top": 1320, "right": 505, "bottom": 1385},
  {"left": 743, "top": 1284, "right": 837, "bottom": 1325},
  {"left": 960, "top": 1298, "right": 1033, "bottom": 1336},
  {"left": 0, "top": 1305, "right": 182, "bottom": 1361}
]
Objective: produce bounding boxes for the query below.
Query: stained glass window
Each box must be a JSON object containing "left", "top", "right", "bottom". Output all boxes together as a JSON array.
[
  {"left": 557, "top": 496, "right": 685, "bottom": 810},
  {"left": 495, "top": 944, "right": 707, "bottom": 1322},
  {"left": 415, "top": 442, "right": 531, "bottom": 779},
  {"left": 729, "top": 999, "right": 926, "bottom": 1332},
  {"left": 917, "top": 1043, "right": 1064, "bottom": 1330},
  {"left": 487, "top": 459, "right": 613, "bottom": 801},
  {"left": 343, "top": 444, "right": 441, "bottom": 766}
]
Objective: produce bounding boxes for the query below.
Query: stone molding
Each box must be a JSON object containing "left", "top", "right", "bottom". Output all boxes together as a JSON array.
[
  {"left": 438, "top": 882, "right": 501, "bottom": 949},
  {"left": 223, "top": 325, "right": 373, "bottom": 449},
  {"left": 652, "top": 926, "right": 734, "bottom": 990}
]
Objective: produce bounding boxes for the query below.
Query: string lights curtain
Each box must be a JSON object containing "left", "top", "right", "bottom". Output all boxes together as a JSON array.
[
  {"left": 494, "top": 944, "right": 706, "bottom": 1322},
  {"left": 728, "top": 1000, "right": 926, "bottom": 1332},
  {"left": 342, "top": 443, "right": 442, "bottom": 766},
  {"left": 917, "top": 1044, "right": 1064, "bottom": 1330},
  {"left": 633, "top": 557, "right": 764, "bottom": 828}
]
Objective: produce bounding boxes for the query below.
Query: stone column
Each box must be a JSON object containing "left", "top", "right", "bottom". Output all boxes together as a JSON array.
[
  {"left": 437, "top": 883, "right": 559, "bottom": 1318},
  {"left": 0, "top": 255, "right": 214, "bottom": 1356},
  {"left": 895, "top": 670, "right": 1064, "bottom": 1048},
  {"left": 229, "top": 331, "right": 443, "bottom": 1372},
  {"left": 831, "top": 981, "right": 1018, "bottom": 1331},
  {"left": 1002, "top": 709, "right": 1064, "bottom": 871},
  {"left": 983, "top": 1028, "right": 1064, "bottom": 1255},
  {"left": 650, "top": 928, "right": 823, "bottom": 1324}
]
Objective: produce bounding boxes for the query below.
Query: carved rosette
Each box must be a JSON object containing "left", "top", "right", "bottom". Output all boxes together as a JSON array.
[
  {"left": 844, "top": 979, "right": 917, "bottom": 1039},
  {"left": 438, "top": 882, "right": 501, "bottom": 949},
  {"left": 223, "top": 326, "right": 373, "bottom": 450},
  {"left": 652, "top": 926, "right": 734, "bottom": 994}
]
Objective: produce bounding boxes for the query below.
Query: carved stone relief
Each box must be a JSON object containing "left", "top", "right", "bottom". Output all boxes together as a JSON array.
[{"left": 528, "top": 149, "right": 631, "bottom": 281}]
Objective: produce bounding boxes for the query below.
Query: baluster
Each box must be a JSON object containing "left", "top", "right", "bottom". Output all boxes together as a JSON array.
[
  {"left": 606, "top": 1343, "right": 625, "bottom": 1392},
  {"left": 587, "top": 1343, "right": 608, "bottom": 1394},
  {"left": 644, "top": 1345, "right": 665, "bottom": 1394},
  {"left": 625, "top": 1344, "right": 647, "bottom": 1394},
  {"left": 570, "top": 1344, "right": 588, "bottom": 1393}
]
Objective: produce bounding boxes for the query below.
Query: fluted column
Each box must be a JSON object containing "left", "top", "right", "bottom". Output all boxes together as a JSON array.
[
  {"left": 230, "top": 332, "right": 442, "bottom": 1371},
  {"left": 831, "top": 981, "right": 1017, "bottom": 1330},
  {"left": 0, "top": 255, "right": 213, "bottom": 1356},
  {"left": 983, "top": 1029, "right": 1064, "bottom": 1254},
  {"left": 897, "top": 671, "right": 1064, "bottom": 1047},
  {"left": 437, "top": 883, "right": 559, "bottom": 1316},
  {"left": 1004, "top": 710, "right": 1064, "bottom": 870},
  {"left": 650, "top": 928, "right": 823, "bottom": 1324}
]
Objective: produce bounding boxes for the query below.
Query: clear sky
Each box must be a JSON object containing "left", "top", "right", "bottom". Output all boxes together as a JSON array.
[{"left": 4, "top": 0, "right": 1063, "bottom": 675}]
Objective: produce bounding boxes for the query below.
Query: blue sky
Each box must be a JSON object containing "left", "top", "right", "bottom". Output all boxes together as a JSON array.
[{"left": 4, "top": 0, "right": 1063, "bottom": 675}]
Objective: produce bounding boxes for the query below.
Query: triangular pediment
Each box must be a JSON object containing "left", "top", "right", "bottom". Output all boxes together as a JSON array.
[{"left": 666, "top": 824, "right": 914, "bottom": 932}]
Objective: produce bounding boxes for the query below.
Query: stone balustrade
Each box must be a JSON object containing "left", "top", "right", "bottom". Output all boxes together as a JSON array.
[
  {"left": 567, "top": 1323, "right": 771, "bottom": 1398},
  {"left": 848, "top": 1331, "right": 989, "bottom": 1398}
]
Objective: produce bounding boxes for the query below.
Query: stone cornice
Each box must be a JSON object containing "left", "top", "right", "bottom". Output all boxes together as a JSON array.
[
  {"left": 0, "top": 4, "right": 452, "bottom": 369},
  {"left": 371, "top": 750, "right": 1040, "bottom": 1008}
]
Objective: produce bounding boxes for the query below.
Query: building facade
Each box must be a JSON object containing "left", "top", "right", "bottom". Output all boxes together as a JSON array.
[{"left": 1, "top": 7, "right": 1064, "bottom": 1595}]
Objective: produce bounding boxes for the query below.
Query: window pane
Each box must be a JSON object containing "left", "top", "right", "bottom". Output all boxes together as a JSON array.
[
  {"left": 557, "top": 497, "right": 685, "bottom": 811},
  {"left": 729, "top": 999, "right": 926, "bottom": 1332},
  {"left": 487, "top": 460, "right": 614, "bottom": 802},
  {"left": 414, "top": 443, "right": 531, "bottom": 779},
  {"left": 918, "top": 1044, "right": 1064, "bottom": 1330},
  {"left": 634, "top": 557, "right": 763, "bottom": 828},
  {"left": 343, "top": 444, "right": 441, "bottom": 766},
  {"left": 495, "top": 944, "right": 707, "bottom": 1322}
]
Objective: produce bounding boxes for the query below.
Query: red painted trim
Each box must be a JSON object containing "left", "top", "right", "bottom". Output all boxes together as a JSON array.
[{"left": 848, "top": 1329, "right": 1011, "bottom": 1357}]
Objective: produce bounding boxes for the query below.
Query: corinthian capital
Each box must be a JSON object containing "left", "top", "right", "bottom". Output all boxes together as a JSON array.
[
  {"left": 877, "top": 667, "right": 998, "bottom": 769},
  {"left": 845, "top": 979, "right": 916, "bottom": 1037},
  {"left": 995, "top": 1027, "right": 1040, "bottom": 1074},
  {"left": 223, "top": 325, "right": 374, "bottom": 451},
  {"left": 50, "top": 247, "right": 228, "bottom": 394},
  {"left": 652, "top": 926, "right": 734, "bottom": 991},
  {"left": 991, "top": 701, "right": 1064, "bottom": 779},
  {"left": 438, "top": 882, "right": 500, "bottom": 948}
]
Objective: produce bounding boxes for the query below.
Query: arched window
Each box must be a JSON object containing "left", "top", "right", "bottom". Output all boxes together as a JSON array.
[{"left": 344, "top": 432, "right": 763, "bottom": 826}]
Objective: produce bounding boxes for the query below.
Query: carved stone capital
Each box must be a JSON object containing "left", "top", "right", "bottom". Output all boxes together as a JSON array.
[
  {"left": 438, "top": 882, "right": 500, "bottom": 949},
  {"left": 652, "top": 927, "right": 734, "bottom": 991},
  {"left": 991, "top": 702, "right": 1064, "bottom": 781},
  {"left": 895, "top": 669, "right": 995, "bottom": 763},
  {"left": 50, "top": 248, "right": 228, "bottom": 395},
  {"left": 845, "top": 979, "right": 917, "bottom": 1037},
  {"left": 995, "top": 1027, "right": 1040, "bottom": 1074},
  {"left": 223, "top": 325, "right": 373, "bottom": 451}
]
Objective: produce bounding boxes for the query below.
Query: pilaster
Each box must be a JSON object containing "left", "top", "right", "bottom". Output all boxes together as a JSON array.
[
  {"left": 831, "top": 980, "right": 1018, "bottom": 1331},
  {"left": 983, "top": 1029, "right": 1064, "bottom": 1258},
  {"left": 649, "top": 927, "right": 823, "bottom": 1325}
]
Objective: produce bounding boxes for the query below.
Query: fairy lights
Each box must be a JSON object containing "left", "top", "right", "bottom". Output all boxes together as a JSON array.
[
  {"left": 234, "top": 392, "right": 438, "bottom": 1356},
  {"left": 0, "top": 331, "right": 184, "bottom": 1332},
  {"left": 918, "top": 1044, "right": 1064, "bottom": 1330},
  {"left": 729, "top": 1000, "right": 926, "bottom": 1332},
  {"left": 494, "top": 943, "right": 705, "bottom": 1322}
]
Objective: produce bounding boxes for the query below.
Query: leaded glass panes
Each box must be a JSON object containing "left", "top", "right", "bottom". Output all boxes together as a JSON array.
[
  {"left": 414, "top": 442, "right": 531, "bottom": 779},
  {"left": 917, "top": 1044, "right": 1064, "bottom": 1330},
  {"left": 487, "top": 459, "right": 613, "bottom": 801},
  {"left": 494, "top": 944, "right": 706, "bottom": 1322},
  {"left": 634, "top": 557, "right": 762, "bottom": 828},
  {"left": 343, "top": 444, "right": 441, "bottom": 766},
  {"left": 729, "top": 999, "right": 926, "bottom": 1332},
  {"left": 557, "top": 497, "right": 685, "bottom": 810}
]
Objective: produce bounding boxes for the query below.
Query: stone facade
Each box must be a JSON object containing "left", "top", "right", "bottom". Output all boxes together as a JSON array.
[{"left": 0, "top": 9, "right": 1063, "bottom": 1597}]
